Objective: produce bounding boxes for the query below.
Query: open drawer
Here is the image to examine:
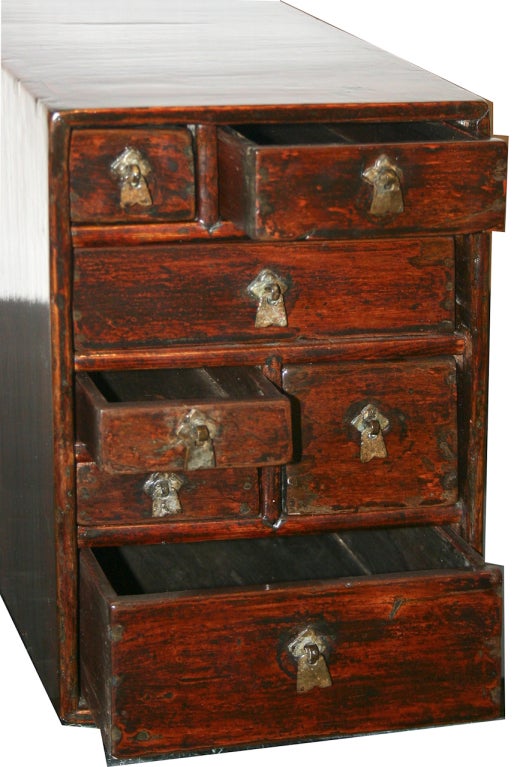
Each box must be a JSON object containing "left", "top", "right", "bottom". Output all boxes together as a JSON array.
[
  {"left": 75, "top": 367, "right": 292, "bottom": 473},
  {"left": 80, "top": 526, "right": 503, "bottom": 761},
  {"left": 218, "top": 122, "right": 507, "bottom": 239}
]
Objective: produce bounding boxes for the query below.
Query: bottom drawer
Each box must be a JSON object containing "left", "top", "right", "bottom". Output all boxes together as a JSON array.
[{"left": 80, "top": 527, "right": 503, "bottom": 761}]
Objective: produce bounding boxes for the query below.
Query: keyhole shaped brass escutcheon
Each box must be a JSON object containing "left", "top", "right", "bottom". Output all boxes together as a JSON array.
[
  {"left": 351, "top": 403, "right": 390, "bottom": 463},
  {"left": 362, "top": 154, "right": 404, "bottom": 217},
  {"left": 176, "top": 409, "right": 216, "bottom": 471},
  {"left": 248, "top": 268, "right": 288, "bottom": 328},
  {"left": 289, "top": 627, "right": 332, "bottom": 694},
  {"left": 143, "top": 472, "right": 185, "bottom": 517},
  {"left": 110, "top": 146, "right": 153, "bottom": 208}
]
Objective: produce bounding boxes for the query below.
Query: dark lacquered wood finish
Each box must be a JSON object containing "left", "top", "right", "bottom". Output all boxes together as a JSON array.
[
  {"left": 73, "top": 238, "right": 454, "bottom": 351},
  {"left": 218, "top": 123, "right": 507, "bottom": 240},
  {"left": 79, "top": 528, "right": 502, "bottom": 761},
  {"left": 1, "top": 1, "right": 507, "bottom": 760},
  {"left": 283, "top": 357, "right": 458, "bottom": 517}
]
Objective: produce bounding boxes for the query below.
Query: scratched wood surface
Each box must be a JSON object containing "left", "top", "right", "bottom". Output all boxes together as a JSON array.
[{"left": 79, "top": 532, "right": 503, "bottom": 760}]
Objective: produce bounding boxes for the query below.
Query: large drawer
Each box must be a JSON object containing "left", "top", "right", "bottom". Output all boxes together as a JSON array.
[
  {"left": 70, "top": 128, "right": 195, "bottom": 223},
  {"left": 283, "top": 357, "right": 458, "bottom": 516},
  {"left": 73, "top": 238, "right": 454, "bottom": 351},
  {"left": 218, "top": 122, "right": 507, "bottom": 239},
  {"left": 75, "top": 366, "right": 292, "bottom": 474},
  {"left": 80, "top": 526, "right": 503, "bottom": 760}
]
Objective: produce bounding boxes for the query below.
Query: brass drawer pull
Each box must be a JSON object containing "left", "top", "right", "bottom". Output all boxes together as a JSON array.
[
  {"left": 351, "top": 403, "right": 390, "bottom": 463},
  {"left": 362, "top": 154, "right": 404, "bottom": 216},
  {"left": 176, "top": 408, "right": 216, "bottom": 471},
  {"left": 143, "top": 472, "right": 185, "bottom": 517},
  {"left": 289, "top": 627, "right": 332, "bottom": 693},
  {"left": 248, "top": 268, "right": 288, "bottom": 328},
  {"left": 110, "top": 146, "right": 153, "bottom": 208}
]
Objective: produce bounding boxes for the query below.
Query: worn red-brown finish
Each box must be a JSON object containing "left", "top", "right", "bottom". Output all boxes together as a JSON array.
[
  {"left": 218, "top": 125, "right": 507, "bottom": 240},
  {"left": 283, "top": 357, "right": 458, "bottom": 516},
  {"left": 70, "top": 128, "right": 195, "bottom": 223},
  {"left": 76, "top": 368, "right": 292, "bottom": 474},
  {"left": 73, "top": 238, "right": 454, "bottom": 351},
  {"left": 76, "top": 462, "right": 260, "bottom": 526},
  {"left": 79, "top": 538, "right": 503, "bottom": 761},
  {"left": 2, "top": 2, "right": 507, "bottom": 756}
]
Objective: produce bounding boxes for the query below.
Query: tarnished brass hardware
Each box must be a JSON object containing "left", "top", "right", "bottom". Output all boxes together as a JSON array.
[
  {"left": 362, "top": 154, "right": 404, "bottom": 216},
  {"left": 176, "top": 409, "right": 216, "bottom": 471},
  {"left": 110, "top": 146, "right": 153, "bottom": 208},
  {"left": 289, "top": 627, "right": 332, "bottom": 693},
  {"left": 351, "top": 403, "right": 390, "bottom": 463},
  {"left": 248, "top": 268, "right": 288, "bottom": 328},
  {"left": 143, "top": 472, "right": 184, "bottom": 517}
]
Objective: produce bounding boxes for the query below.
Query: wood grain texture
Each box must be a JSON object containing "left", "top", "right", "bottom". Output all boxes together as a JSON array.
[
  {"left": 76, "top": 462, "right": 260, "bottom": 526},
  {"left": 76, "top": 368, "right": 292, "bottom": 473},
  {"left": 79, "top": 538, "right": 502, "bottom": 760},
  {"left": 218, "top": 125, "right": 507, "bottom": 239},
  {"left": 283, "top": 357, "right": 458, "bottom": 516},
  {"left": 73, "top": 239, "right": 454, "bottom": 351},
  {"left": 69, "top": 128, "right": 195, "bottom": 223}
]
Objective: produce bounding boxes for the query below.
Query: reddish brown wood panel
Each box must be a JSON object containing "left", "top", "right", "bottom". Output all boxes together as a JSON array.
[
  {"left": 73, "top": 238, "right": 454, "bottom": 351},
  {"left": 75, "top": 369, "right": 292, "bottom": 474},
  {"left": 77, "top": 462, "right": 259, "bottom": 526},
  {"left": 69, "top": 128, "right": 195, "bottom": 223},
  {"left": 218, "top": 127, "right": 507, "bottom": 239},
  {"left": 283, "top": 357, "right": 458, "bottom": 515},
  {"left": 80, "top": 547, "right": 502, "bottom": 760}
]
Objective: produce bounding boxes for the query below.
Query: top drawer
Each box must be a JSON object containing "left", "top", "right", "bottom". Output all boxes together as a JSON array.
[
  {"left": 218, "top": 122, "right": 507, "bottom": 239},
  {"left": 70, "top": 128, "right": 195, "bottom": 223}
]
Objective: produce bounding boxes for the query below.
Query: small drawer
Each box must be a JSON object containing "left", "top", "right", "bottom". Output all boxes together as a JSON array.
[
  {"left": 80, "top": 526, "right": 503, "bottom": 760},
  {"left": 77, "top": 462, "right": 259, "bottom": 526},
  {"left": 283, "top": 357, "right": 458, "bottom": 516},
  {"left": 70, "top": 128, "right": 195, "bottom": 223},
  {"left": 75, "top": 367, "right": 292, "bottom": 474},
  {"left": 73, "top": 238, "right": 454, "bottom": 351},
  {"left": 218, "top": 122, "right": 507, "bottom": 239}
]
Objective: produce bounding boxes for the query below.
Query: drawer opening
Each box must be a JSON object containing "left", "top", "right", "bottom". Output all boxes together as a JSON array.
[
  {"left": 76, "top": 365, "right": 292, "bottom": 473},
  {"left": 87, "top": 366, "right": 276, "bottom": 404},
  {"left": 93, "top": 526, "right": 474, "bottom": 597},
  {"left": 228, "top": 121, "right": 473, "bottom": 147}
]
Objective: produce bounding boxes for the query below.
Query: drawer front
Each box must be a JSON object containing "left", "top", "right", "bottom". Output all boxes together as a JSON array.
[
  {"left": 283, "top": 358, "right": 458, "bottom": 516},
  {"left": 73, "top": 238, "right": 454, "bottom": 350},
  {"left": 77, "top": 462, "right": 259, "bottom": 526},
  {"left": 218, "top": 126, "right": 507, "bottom": 239},
  {"left": 75, "top": 367, "right": 292, "bottom": 474},
  {"left": 70, "top": 128, "right": 195, "bottom": 223},
  {"left": 80, "top": 536, "right": 502, "bottom": 760}
]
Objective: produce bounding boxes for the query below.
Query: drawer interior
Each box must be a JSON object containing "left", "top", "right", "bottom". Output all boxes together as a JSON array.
[
  {"left": 88, "top": 366, "right": 278, "bottom": 403},
  {"left": 228, "top": 121, "right": 474, "bottom": 147},
  {"left": 76, "top": 366, "right": 292, "bottom": 473},
  {"left": 93, "top": 526, "right": 474, "bottom": 596}
]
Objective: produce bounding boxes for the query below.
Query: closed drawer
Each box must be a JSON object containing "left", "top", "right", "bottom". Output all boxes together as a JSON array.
[
  {"left": 80, "top": 526, "right": 503, "bottom": 760},
  {"left": 75, "top": 367, "right": 292, "bottom": 474},
  {"left": 283, "top": 357, "right": 458, "bottom": 516},
  {"left": 73, "top": 238, "right": 454, "bottom": 351},
  {"left": 77, "top": 462, "right": 259, "bottom": 526},
  {"left": 218, "top": 122, "right": 507, "bottom": 239},
  {"left": 70, "top": 128, "right": 195, "bottom": 223}
]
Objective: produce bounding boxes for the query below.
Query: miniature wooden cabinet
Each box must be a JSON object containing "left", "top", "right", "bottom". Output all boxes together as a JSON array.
[{"left": 1, "top": 2, "right": 507, "bottom": 763}]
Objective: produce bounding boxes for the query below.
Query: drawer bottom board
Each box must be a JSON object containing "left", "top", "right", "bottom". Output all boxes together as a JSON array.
[{"left": 80, "top": 527, "right": 503, "bottom": 761}]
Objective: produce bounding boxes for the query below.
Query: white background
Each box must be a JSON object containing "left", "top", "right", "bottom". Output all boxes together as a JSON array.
[{"left": 1, "top": 1, "right": 526, "bottom": 766}]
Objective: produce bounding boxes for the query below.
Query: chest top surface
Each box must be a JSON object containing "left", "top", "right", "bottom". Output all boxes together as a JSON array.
[{"left": 2, "top": 0, "right": 486, "bottom": 113}]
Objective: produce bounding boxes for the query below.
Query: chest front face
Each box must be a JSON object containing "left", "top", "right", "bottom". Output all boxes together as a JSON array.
[{"left": 1, "top": 3, "right": 507, "bottom": 763}]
